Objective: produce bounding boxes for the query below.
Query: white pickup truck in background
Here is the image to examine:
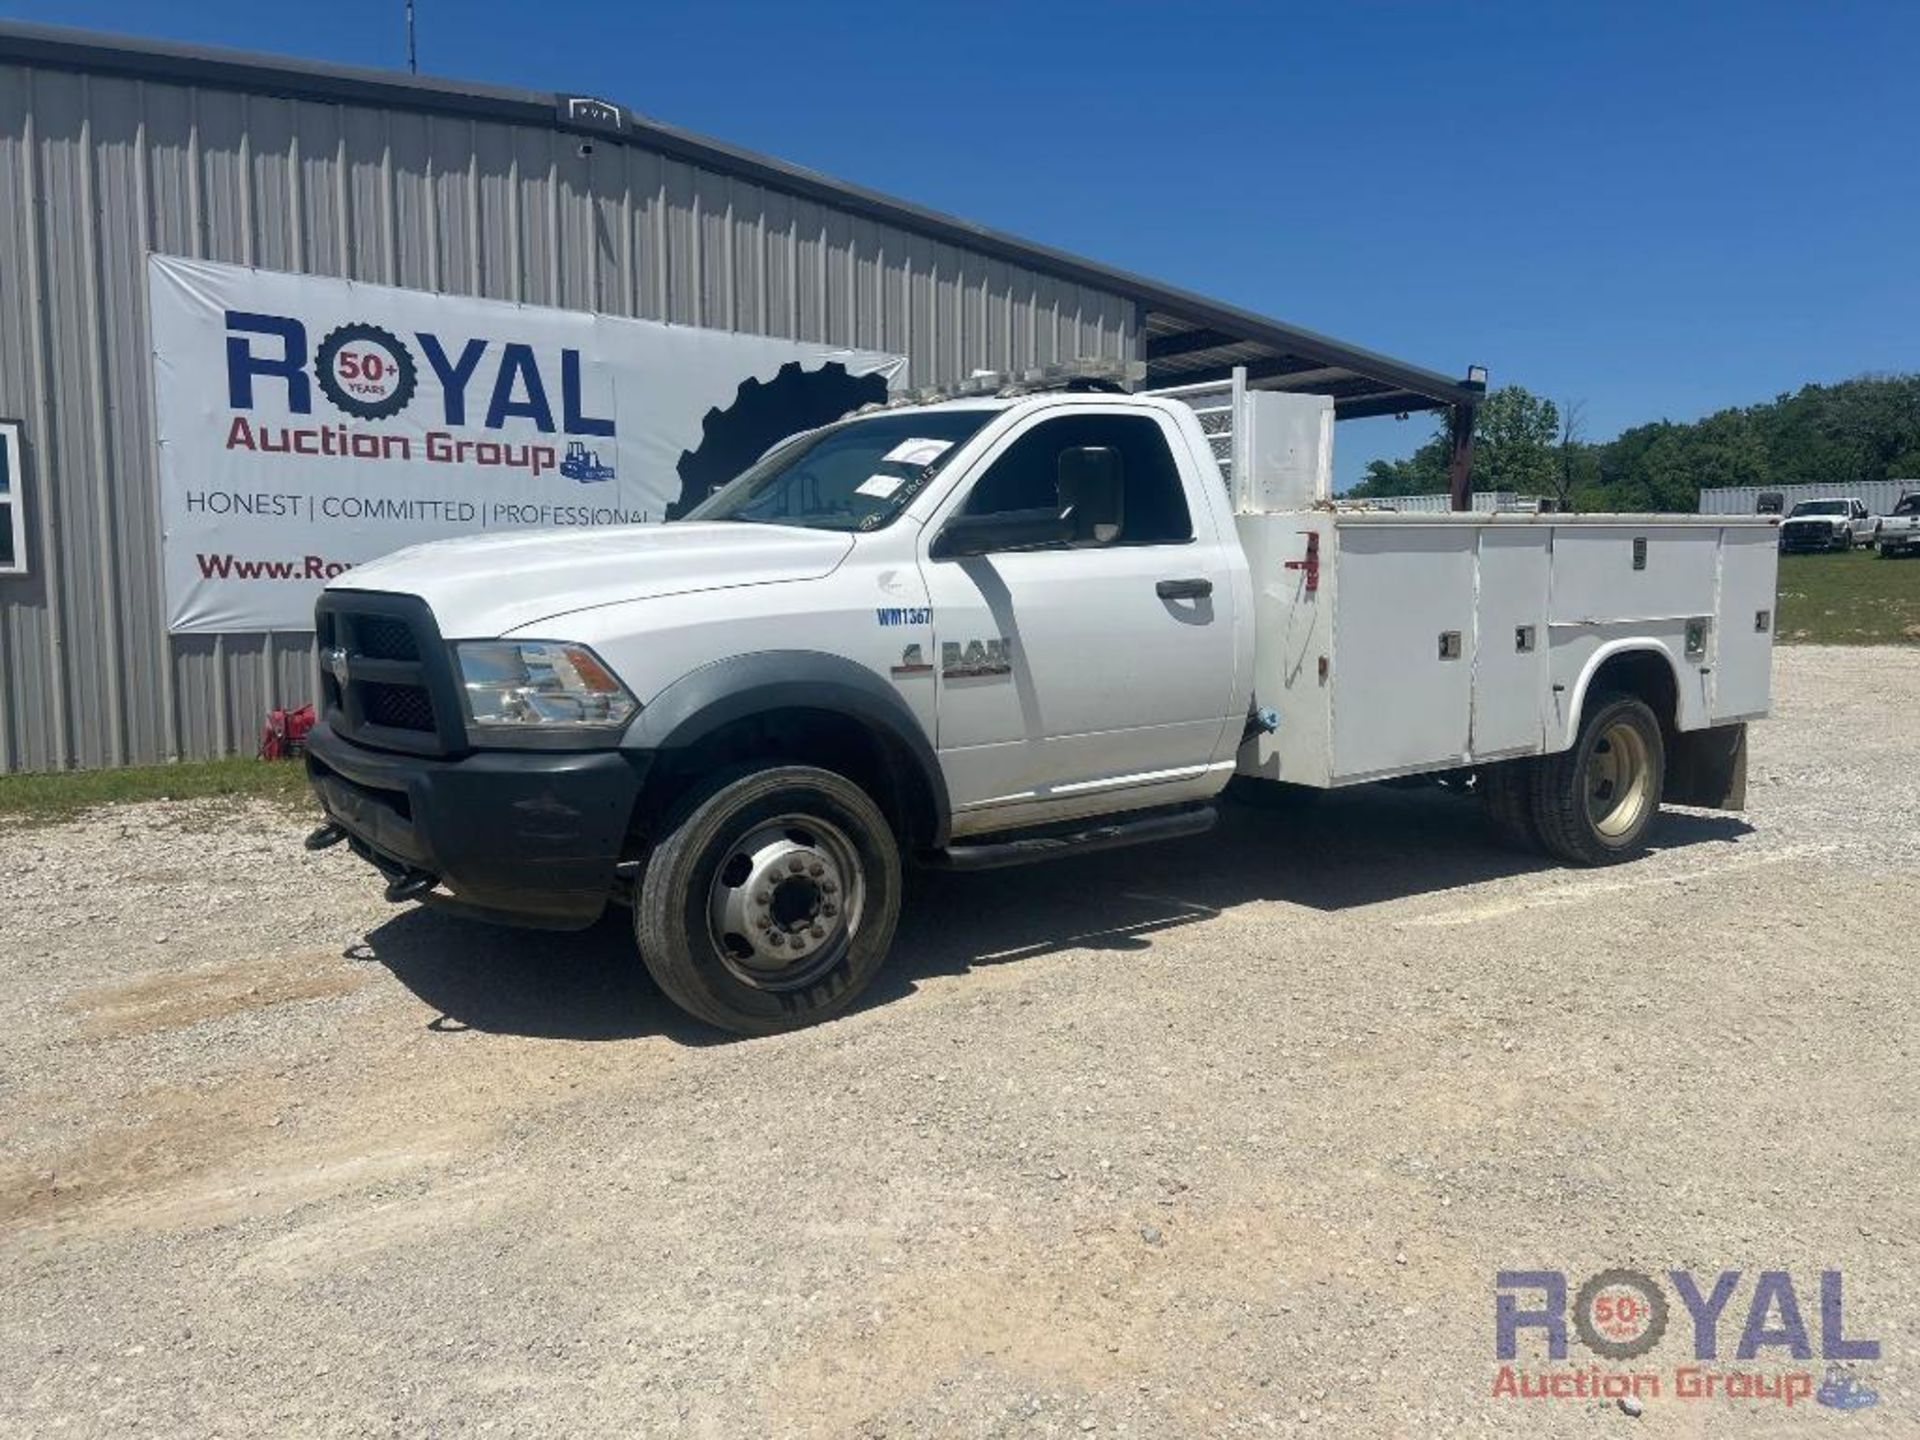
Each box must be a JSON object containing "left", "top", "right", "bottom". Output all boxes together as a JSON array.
[
  {"left": 1874, "top": 492, "right": 1920, "bottom": 557},
  {"left": 304, "top": 369, "right": 1777, "bottom": 1034},
  {"left": 1779, "top": 496, "right": 1876, "bottom": 552}
]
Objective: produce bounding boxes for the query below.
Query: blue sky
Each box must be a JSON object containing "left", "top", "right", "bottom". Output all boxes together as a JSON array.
[{"left": 12, "top": 0, "right": 1915, "bottom": 487}]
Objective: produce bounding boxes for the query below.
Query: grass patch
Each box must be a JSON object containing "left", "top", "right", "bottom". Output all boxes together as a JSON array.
[
  {"left": 1775, "top": 549, "right": 1920, "bottom": 645},
  {"left": 0, "top": 756, "right": 315, "bottom": 826}
]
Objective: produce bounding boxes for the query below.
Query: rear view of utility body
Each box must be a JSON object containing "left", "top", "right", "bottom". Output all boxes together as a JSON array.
[{"left": 305, "top": 374, "right": 1777, "bottom": 1033}]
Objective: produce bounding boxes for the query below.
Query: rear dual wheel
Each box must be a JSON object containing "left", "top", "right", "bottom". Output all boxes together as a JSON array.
[
  {"left": 1481, "top": 692, "right": 1665, "bottom": 866},
  {"left": 1478, "top": 761, "right": 1540, "bottom": 850},
  {"left": 636, "top": 765, "right": 902, "bottom": 1035}
]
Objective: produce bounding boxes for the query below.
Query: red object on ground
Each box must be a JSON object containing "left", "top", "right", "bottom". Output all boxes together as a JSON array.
[{"left": 259, "top": 703, "right": 315, "bottom": 760}]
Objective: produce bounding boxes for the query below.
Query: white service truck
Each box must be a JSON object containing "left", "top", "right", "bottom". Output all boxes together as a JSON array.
[{"left": 305, "top": 372, "right": 1778, "bottom": 1034}]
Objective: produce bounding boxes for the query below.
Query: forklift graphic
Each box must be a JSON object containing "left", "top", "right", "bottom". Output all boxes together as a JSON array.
[{"left": 560, "top": 439, "right": 616, "bottom": 483}]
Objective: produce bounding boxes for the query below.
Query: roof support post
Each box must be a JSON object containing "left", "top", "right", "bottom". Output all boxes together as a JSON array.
[{"left": 1447, "top": 401, "right": 1477, "bottom": 512}]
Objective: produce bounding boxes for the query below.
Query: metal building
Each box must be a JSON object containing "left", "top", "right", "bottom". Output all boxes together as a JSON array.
[
  {"left": 0, "top": 21, "right": 1480, "bottom": 774},
  {"left": 1698, "top": 480, "right": 1912, "bottom": 517}
]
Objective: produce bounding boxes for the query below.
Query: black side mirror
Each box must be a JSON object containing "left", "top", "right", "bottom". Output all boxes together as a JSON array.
[
  {"left": 929, "top": 507, "right": 1070, "bottom": 559},
  {"left": 1057, "top": 446, "right": 1123, "bottom": 545}
]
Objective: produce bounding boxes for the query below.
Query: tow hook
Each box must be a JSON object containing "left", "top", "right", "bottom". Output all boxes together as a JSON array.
[
  {"left": 304, "top": 823, "right": 348, "bottom": 851},
  {"left": 384, "top": 870, "right": 439, "bottom": 904}
]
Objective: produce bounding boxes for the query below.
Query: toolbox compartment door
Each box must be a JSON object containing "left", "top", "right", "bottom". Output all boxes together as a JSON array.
[
  {"left": 1330, "top": 524, "right": 1475, "bottom": 781},
  {"left": 1470, "top": 527, "right": 1551, "bottom": 758},
  {"left": 1712, "top": 527, "right": 1778, "bottom": 721}
]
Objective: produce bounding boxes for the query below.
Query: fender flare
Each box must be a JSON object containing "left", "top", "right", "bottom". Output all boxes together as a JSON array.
[
  {"left": 625, "top": 649, "right": 951, "bottom": 844},
  {"left": 1557, "top": 639, "right": 1686, "bottom": 750}
]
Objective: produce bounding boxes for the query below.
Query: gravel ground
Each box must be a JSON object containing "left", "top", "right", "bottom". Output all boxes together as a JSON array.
[{"left": 1, "top": 645, "right": 1915, "bottom": 1438}]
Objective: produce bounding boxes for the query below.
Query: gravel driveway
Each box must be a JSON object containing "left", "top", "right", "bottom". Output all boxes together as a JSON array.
[{"left": 2, "top": 645, "right": 1915, "bottom": 1437}]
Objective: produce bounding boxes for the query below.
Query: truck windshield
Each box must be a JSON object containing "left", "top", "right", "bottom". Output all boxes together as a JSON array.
[
  {"left": 1789, "top": 501, "right": 1847, "bottom": 517},
  {"left": 685, "top": 409, "right": 996, "bottom": 532}
]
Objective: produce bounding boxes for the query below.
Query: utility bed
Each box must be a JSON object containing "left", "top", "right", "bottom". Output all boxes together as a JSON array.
[{"left": 1235, "top": 510, "right": 1779, "bottom": 787}]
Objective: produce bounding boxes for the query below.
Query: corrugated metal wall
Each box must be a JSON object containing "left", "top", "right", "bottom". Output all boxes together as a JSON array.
[
  {"left": 1698, "top": 481, "right": 1911, "bottom": 517},
  {"left": 0, "top": 61, "right": 1139, "bottom": 773}
]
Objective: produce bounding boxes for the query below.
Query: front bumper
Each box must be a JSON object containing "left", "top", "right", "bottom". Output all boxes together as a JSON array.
[
  {"left": 306, "top": 720, "right": 646, "bottom": 929},
  {"left": 1778, "top": 527, "right": 1847, "bottom": 552}
]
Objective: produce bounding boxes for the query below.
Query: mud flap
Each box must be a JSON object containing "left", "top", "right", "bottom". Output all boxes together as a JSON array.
[{"left": 1663, "top": 723, "right": 1748, "bottom": 811}]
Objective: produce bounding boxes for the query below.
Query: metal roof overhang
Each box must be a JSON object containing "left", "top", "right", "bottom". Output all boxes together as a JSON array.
[{"left": 0, "top": 19, "right": 1481, "bottom": 420}]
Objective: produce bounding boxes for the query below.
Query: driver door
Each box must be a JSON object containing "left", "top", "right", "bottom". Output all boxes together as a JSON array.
[{"left": 918, "top": 406, "right": 1239, "bottom": 834}]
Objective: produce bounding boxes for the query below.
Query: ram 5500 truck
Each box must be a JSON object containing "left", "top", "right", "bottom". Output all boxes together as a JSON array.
[{"left": 305, "top": 374, "right": 1777, "bottom": 1034}]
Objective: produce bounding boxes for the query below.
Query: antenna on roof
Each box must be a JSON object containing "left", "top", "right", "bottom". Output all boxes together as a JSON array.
[{"left": 405, "top": 0, "right": 418, "bottom": 74}]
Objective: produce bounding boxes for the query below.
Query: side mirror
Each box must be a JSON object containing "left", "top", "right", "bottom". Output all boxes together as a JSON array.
[
  {"left": 1057, "top": 446, "right": 1123, "bottom": 545},
  {"left": 929, "top": 507, "right": 1071, "bottom": 559}
]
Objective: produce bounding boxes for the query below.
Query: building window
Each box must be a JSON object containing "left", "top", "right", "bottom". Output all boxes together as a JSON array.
[{"left": 0, "top": 421, "right": 25, "bottom": 577}]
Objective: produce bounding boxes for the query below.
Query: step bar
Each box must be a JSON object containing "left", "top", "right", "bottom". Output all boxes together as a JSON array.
[{"left": 929, "top": 802, "right": 1217, "bottom": 872}]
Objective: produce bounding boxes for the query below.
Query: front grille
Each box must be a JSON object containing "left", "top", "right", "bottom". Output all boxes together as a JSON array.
[
  {"left": 353, "top": 615, "right": 419, "bottom": 661},
  {"left": 315, "top": 591, "right": 462, "bottom": 757},
  {"left": 361, "top": 680, "right": 436, "bottom": 732}
]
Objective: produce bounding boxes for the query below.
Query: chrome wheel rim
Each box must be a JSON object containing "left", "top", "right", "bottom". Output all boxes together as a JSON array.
[
  {"left": 707, "top": 813, "right": 865, "bottom": 991},
  {"left": 1587, "top": 721, "right": 1655, "bottom": 840}
]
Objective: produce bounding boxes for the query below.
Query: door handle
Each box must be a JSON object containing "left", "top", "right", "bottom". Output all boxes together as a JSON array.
[{"left": 1156, "top": 578, "right": 1213, "bottom": 600}]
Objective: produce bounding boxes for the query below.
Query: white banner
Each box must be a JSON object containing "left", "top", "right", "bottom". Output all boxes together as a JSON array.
[{"left": 149, "top": 255, "right": 906, "bottom": 632}]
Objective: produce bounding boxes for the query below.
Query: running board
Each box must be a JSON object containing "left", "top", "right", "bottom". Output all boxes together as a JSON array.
[{"left": 930, "top": 802, "right": 1217, "bottom": 872}]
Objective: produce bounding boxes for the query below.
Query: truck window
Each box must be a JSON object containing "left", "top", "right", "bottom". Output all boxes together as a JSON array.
[
  {"left": 685, "top": 408, "right": 994, "bottom": 532},
  {"left": 963, "top": 413, "right": 1193, "bottom": 545}
]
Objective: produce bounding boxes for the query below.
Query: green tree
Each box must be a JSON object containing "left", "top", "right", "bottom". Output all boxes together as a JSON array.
[
  {"left": 1474, "top": 387, "right": 1560, "bottom": 495},
  {"left": 1345, "top": 385, "right": 1557, "bottom": 498},
  {"left": 1348, "top": 373, "right": 1920, "bottom": 510}
]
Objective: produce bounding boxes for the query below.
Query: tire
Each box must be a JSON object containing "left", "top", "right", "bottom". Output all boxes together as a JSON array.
[
  {"left": 1479, "top": 760, "right": 1541, "bottom": 850},
  {"left": 635, "top": 765, "right": 902, "bottom": 1035},
  {"left": 1529, "top": 693, "right": 1666, "bottom": 866}
]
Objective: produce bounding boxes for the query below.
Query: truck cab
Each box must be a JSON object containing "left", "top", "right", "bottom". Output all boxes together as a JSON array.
[{"left": 307, "top": 377, "right": 1769, "bottom": 1034}]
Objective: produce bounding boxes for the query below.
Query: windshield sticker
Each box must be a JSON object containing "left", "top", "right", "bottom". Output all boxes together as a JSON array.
[
  {"left": 881, "top": 437, "right": 954, "bottom": 467},
  {"left": 856, "top": 474, "right": 905, "bottom": 499}
]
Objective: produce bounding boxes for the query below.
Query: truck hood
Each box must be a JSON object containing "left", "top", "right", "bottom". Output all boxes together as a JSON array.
[{"left": 334, "top": 522, "right": 854, "bottom": 636}]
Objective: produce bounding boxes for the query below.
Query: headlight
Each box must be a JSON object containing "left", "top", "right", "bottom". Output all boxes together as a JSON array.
[{"left": 452, "top": 641, "right": 638, "bottom": 738}]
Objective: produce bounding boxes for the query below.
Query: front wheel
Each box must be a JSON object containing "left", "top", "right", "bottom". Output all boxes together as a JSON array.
[
  {"left": 1529, "top": 693, "right": 1666, "bottom": 866},
  {"left": 636, "top": 765, "right": 902, "bottom": 1035}
]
